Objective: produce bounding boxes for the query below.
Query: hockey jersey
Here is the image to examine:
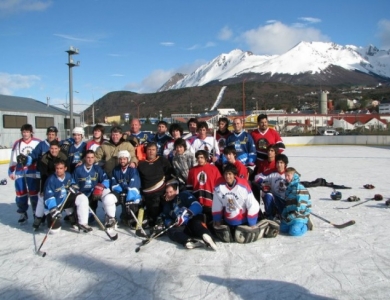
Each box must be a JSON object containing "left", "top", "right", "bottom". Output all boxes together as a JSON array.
[
  {"left": 149, "top": 133, "right": 172, "bottom": 157},
  {"left": 224, "top": 131, "right": 256, "bottom": 166},
  {"left": 251, "top": 128, "right": 285, "bottom": 163},
  {"left": 186, "top": 163, "right": 221, "bottom": 208},
  {"left": 212, "top": 177, "right": 259, "bottom": 226},
  {"left": 43, "top": 172, "right": 75, "bottom": 211},
  {"left": 190, "top": 136, "right": 220, "bottom": 162},
  {"left": 216, "top": 130, "right": 231, "bottom": 153},
  {"left": 111, "top": 165, "right": 141, "bottom": 191},
  {"left": 67, "top": 141, "right": 87, "bottom": 173},
  {"left": 73, "top": 164, "right": 109, "bottom": 197},
  {"left": 8, "top": 138, "right": 41, "bottom": 179},
  {"left": 254, "top": 170, "right": 287, "bottom": 200}
]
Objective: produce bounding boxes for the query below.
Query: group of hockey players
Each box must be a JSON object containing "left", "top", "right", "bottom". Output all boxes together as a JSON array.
[{"left": 8, "top": 113, "right": 313, "bottom": 252}]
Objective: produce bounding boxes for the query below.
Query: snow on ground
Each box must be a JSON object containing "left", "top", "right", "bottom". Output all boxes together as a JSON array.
[{"left": 0, "top": 145, "right": 390, "bottom": 300}]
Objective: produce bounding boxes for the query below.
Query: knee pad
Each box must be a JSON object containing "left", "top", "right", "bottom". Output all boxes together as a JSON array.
[
  {"left": 102, "top": 193, "right": 117, "bottom": 206},
  {"left": 75, "top": 194, "right": 89, "bottom": 206},
  {"left": 264, "top": 219, "right": 280, "bottom": 238},
  {"left": 234, "top": 220, "right": 269, "bottom": 244},
  {"left": 214, "top": 224, "right": 234, "bottom": 243}
]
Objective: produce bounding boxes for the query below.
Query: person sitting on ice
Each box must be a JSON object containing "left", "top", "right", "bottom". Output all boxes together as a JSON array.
[
  {"left": 161, "top": 180, "right": 217, "bottom": 250},
  {"left": 253, "top": 154, "right": 289, "bottom": 220},
  {"left": 42, "top": 159, "right": 90, "bottom": 233},
  {"left": 212, "top": 163, "right": 279, "bottom": 243},
  {"left": 280, "top": 167, "right": 312, "bottom": 236},
  {"left": 72, "top": 150, "right": 117, "bottom": 228}
]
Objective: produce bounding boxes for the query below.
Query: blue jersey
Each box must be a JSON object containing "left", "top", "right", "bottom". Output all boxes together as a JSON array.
[
  {"left": 111, "top": 165, "right": 141, "bottom": 190},
  {"left": 149, "top": 133, "right": 172, "bottom": 156},
  {"left": 73, "top": 164, "right": 109, "bottom": 197},
  {"left": 162, "top": 191, "right": 202, "bottom": 226},
  {"left": 224, "top": 131, "right": 256, "bottom": 166},
  {"left": 131, "top": 131, "right": 153, "bottom": 144},
  {"left": 43, "top": 172, "right": 75, "bottom": 211},
  {"left": 67, "top": 142, "right": 87, "bottom": 173}
]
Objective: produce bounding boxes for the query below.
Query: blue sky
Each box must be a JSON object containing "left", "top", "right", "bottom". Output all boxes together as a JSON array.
[{"left": 1, "top": 0, "right": 390, "bottom": 112}]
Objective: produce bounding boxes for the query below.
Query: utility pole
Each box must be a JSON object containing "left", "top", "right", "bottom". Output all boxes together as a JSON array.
[{"left": 66, "top": 46, "right": 80, "bottom": 135}]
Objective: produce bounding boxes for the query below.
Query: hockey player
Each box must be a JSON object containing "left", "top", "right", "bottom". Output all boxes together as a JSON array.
[
  {"left": 43, "top": 159, "right": 90, "bottom": 233},
  {"left": 127, "top": 118, "right": 152, "bottom": 145},
  {"left": 222, "top": 146, "right": 248, "bottom": 179},
  {"left": 215, "top": 117, "right": 231, "bottom": 154},
  {"left": 138, "top": 142, "right": 174, "bottom": 226},
  {"left": 31, "top": 140, "right": 68, "bottom": 230},
  {"left": 150, "top": 121, "right": 172, "bottom": 157},
  {"left": 254, "top": 154, "right": 289, "bottom": 220},
  {"left": 172, "top": 138, "right": 196, "bottom": 183},
  {"left": 161, "top": 181, "right": 217, "bottom": 250},
  {"left": 256, "top": 144, "right": 278, "bottom": 175},
  {"left": 280, "top": 167, "right": 312, "bottom": 236},
  {"left": 212, "top": 163, "right": 275, "bottom": 244},
  {"left": 224, "top": 117, "right": 256, "bottom": 176},
  {"left": 186, "top": 150, "right": 221, "bottom": 221},
  {"left": 111, "top": 150, "right": 142, "bottom": 228},
  {"left": 86, "top": 124, "right": 107, "bottom": 152},
  {"left": 189, "top": 121, "right": 220, "bottom": 163},
  {"left": 63, "top": 127, "right": 87, "bottom": 173},
  {"left": 251, "top": 114, "right": 285, "bottom": 168},
  {"left": 95, "top": 126, "right": 138, "bottom": 177},
  {"left": 182, "top": 118, "right": 198, "bottom": 140},
  {"left": 8, "top": 124, "right": 41, "bottom": 224},
  {"left": 72, "top": 150, "right": 117, "bottom": 228},
  {"left": 163, "top": 123, "right": 191, "bottom": 162}
]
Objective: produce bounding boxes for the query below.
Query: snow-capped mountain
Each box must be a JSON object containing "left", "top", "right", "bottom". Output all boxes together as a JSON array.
[{"left": 162, "top": 42, "right": 390, "bottom": 91}]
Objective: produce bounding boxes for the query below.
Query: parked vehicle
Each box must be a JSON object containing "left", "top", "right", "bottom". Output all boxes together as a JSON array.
[{"left": 322, "top": 129, "right": 339, "bottom": 136}]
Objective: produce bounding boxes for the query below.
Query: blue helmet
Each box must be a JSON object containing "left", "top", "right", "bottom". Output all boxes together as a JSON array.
[{"left": 330, "top": 190, "right": 342, "bottom": 200}]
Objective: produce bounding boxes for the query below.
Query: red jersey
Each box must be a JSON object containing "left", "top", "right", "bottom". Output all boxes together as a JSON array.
[
  {"left": 234, "top": 160, "right": 248, "bottom": 179},
  {"left": 251, "top": 128, "right": 285, "bottom": 165},
  {"left": 186, "top": 163, "right": 221, "bottom": 208},
  {"left": 257, "top": 159, "right": 276, "bottom": 175}
]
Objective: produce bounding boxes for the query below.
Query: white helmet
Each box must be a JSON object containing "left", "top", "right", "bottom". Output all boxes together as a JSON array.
[
  {"left": 72, "top": 127, "right": 84, "bottom": 136},
  {"left": 118, "top": 150, "right": 131, "bottom": 160}
]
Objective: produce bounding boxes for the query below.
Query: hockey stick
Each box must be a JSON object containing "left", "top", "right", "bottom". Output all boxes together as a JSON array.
[
  {"left": 128, "top": 206, "right": 149, "bottom": 238},
  {"left": 336, "top": 198, "right": 372, "bottom": 209},
  {"left": 311, "top": 212, "right": 355, "bottom": 229},
  {"left": 135, "top": 222, "right": 177, "bottom": 253},
  {"left": 36, "top": 192, "right": 72, "bottom": 257},
  {"left": 88, "top": 208, "right": 118, "bottom": 241}
]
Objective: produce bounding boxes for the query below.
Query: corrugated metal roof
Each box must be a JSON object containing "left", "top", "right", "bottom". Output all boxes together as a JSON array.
[{"left": 0, "top": 94, "right": 79, "bottom": 115}]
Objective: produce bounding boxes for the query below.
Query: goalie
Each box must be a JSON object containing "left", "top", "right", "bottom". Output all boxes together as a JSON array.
[{"left": 212, "top": 163, "right": 279, "bottom": 243}]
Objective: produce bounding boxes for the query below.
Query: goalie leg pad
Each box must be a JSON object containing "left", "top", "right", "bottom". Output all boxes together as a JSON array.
[
  {"left": 234, "top": 220, "right": 269, "bottom": 244},
  {"left": 265, "top": 219, "right": 280, "bottom": 238},
  {"left": 214, "top": 224, "right": 234, "bottom": 243}
]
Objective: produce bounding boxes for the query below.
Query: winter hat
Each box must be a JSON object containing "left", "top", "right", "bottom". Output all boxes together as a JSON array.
[
  {"left": 118, "top": 150, "right": 131, "bottom": 160},
  {"left": 372, "top": 194, "right": 383, "bottom": 201}
]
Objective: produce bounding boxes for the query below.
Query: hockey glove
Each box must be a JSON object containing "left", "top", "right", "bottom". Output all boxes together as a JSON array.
[
  {"left": 60, "top": 138, "right": 75, "bottom": 153},
  {"left": 261, "top": 183, "right": 271, "bottom": 193},
  {"left": 126, "top": 187, "right": 141, "bottom": 203},
  {"left": 92, "top": 183, "right": 105, "bottom": 201},
  {"left": 69, "top": 184, "right": 80, "bottom": 194},
  {"left": 17, "top": 154, "right": 32, "bottom": 166},
  {"left": 0, "top": 178, "right": 7, "bottom": 185},
  {"left": 49, "top": 208, "right": 61, "bottom": 220},
  {"left": 112, "top": 184, "right": 123, "bottom": 194},
  {"left": 118, "top": 193, "right": 127, "bottom": 205},
  {"left": 175, "top": 208, "right": 192, "bottom": 226}
]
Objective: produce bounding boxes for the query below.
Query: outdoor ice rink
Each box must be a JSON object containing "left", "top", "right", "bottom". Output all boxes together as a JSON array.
[{"left": 0, "top": 145, "right": 389, "bottom": 300}]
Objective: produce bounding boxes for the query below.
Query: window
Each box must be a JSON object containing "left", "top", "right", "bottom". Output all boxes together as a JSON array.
[
  {"left": 35, "top": 117, "right": 54, "bottom": 129},
  {"left": 64, "top": 118, "right": 75, "bottom": 130},
  {"left": 3, "top": 115, "right": 28, "bottom": 128}
]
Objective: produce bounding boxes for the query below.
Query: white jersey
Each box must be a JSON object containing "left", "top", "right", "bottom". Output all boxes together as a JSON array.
[
  {"left": 190, "top": 136, "right": 220, "bottom": 157},
  {"left": 212, "top": 177, "right": 260, "bottom": 226},
  {"left": 254, "top": 171, "right": 286, "bottom": 199}
]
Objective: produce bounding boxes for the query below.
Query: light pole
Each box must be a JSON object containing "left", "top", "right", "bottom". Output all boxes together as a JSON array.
[
  {"left": 131, "top": 100, "right": 145, "bottom": 119},
  {"left": 66, "top": 46, "right": 80, "bottom": 135},
  {"left": 242, "top": 78, "right": 247, "bottom": 128}
]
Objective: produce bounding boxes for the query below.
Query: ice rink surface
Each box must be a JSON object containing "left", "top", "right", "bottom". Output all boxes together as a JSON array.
[{"left": 0, "top": 145, "right": 389, "bottom": 300}]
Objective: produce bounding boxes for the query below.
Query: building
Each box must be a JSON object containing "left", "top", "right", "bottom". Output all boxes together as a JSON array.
[{"left": 0, "top": 95, "right": 80, "bottom": 147}]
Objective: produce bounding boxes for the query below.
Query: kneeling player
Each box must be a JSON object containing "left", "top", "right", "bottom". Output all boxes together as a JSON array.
[
  {"left": 43, "top": 159, "right": 89, "bottom": 233},
  {"left": 212, "top": 163, "right": 279, "bottom": 243},
  {"left": 111, "top": 150, "right": 142, "bottom": 228},
  {"left": 162, "top": 181, "right": 217, "bottom": 250}
]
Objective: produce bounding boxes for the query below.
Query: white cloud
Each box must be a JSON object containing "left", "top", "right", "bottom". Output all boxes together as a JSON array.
[
  {"left": 0, "top": 72, "right": 40, "bottom": 95},
  {"left": 377, "top": 19, "right": 390, "bottom": 49},
  {"left": 160, "top": 42, "right": 175, "bottom": 46},
  {"left": 218, "top": 26, "right": 233, "bottom": 40},
  {"left": 53, "top": 34, "right": 95, "bottom": 43},
  {"left": 241, "top": 21, "right": 329, "bottom": 55},
  {"left": 298, "top": 17, "right": 322, "bottom": 24},
  {"left": 0, "top": 0, "right": 52, "bottom": 16},
  {"left": 110, "top": 74, "right": 124, "bottom": 77}
]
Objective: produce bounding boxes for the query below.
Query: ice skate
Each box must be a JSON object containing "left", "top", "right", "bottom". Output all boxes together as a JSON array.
[
  {"left": 18, "top": 212, "right": 28, "bottom": 225},
  {"left": 185, "top": 239, "right": 205, "bottom": 249}
]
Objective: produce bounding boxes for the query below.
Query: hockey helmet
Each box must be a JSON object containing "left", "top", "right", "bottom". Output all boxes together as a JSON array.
[
  {"left": 330, "top": 190, "right": 342, "bottom": 200},
  {"left": 118, "top": 150, "right": 131, "bottom": 160},
  {"left": 72, "top": 127, "right": 84, "bottom": 136}
]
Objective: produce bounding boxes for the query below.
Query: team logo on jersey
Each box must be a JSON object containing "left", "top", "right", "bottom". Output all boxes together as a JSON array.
[
  {"left": 218, "top": 138, "right": 226, "bottom": 149},
  {"left": 197, "top": 171, "right": 207, "bottom": 185},
  {"left": 258, "top": 138, "right": 269, "bottom": 150},
  {"left": 227, "top": 198, "right": 236, "bottom": 211}
]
